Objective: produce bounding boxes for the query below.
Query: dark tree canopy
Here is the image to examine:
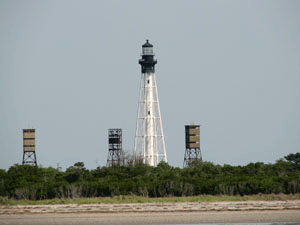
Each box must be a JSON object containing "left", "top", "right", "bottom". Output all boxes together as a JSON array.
[
  {"left": 0, "top": 153, "right": 299, "bottom": 200},
  {"left": 284, "top": 152, "right": 300, "bottom": 170}
]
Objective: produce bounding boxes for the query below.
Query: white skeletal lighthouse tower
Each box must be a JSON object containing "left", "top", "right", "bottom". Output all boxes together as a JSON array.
[{"left": 134, "top": 40, "right": 167, "bottom": 167}]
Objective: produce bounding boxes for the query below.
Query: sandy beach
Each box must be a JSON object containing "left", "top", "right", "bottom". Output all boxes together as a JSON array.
[
  {"left": 1, "top": 200, "right": 300, "bottom": 224},
  {"left": 0, "top": 210, "right": 300, "bottom": 225},
  {"left": 1, "top": 200, "right": 300, "bottom": 214}
]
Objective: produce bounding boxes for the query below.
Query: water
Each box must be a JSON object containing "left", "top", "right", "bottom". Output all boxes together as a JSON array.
[{"left": 170, "top": 224, "right": 300, "bottom": 225}]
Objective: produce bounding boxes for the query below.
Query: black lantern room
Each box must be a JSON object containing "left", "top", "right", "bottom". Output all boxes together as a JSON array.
[{"left": 139, "top": 40, "right": 157, "bottom": 73}]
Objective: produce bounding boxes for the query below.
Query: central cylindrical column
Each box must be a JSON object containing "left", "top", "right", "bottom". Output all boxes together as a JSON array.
[{"left": 145, "top": 72, "right": 154, "bottom": 165}]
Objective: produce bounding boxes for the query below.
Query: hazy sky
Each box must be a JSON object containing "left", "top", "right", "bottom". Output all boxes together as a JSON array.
[{"left": 1, "top": 0, "right": 299, "bottom": 170}]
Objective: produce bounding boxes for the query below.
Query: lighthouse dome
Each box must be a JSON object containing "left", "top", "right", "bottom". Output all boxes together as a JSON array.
[{"left": 142, "top": 40, "right": 153, "bottom": 47}]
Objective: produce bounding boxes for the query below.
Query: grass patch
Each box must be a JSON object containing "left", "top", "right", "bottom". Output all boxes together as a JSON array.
[{"left": 1, "top": 193, "right": 300, "bottom": 206}]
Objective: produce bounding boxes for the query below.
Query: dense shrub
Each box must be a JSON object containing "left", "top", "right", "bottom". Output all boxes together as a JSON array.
[{"left": 1, "top": 153, "right": 300, "bottom": 200}]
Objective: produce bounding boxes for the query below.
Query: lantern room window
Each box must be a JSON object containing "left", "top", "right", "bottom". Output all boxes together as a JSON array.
[{"left": 142, "top": 47, "right": 153, "bottom": 55}]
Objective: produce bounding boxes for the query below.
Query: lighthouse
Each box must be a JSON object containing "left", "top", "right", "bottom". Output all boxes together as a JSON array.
[{"left": 134, "top": 40, "right": 167, "bottom": 166}]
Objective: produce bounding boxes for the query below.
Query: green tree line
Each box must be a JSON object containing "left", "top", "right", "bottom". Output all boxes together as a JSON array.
[{"left": 0, "top": 153, "right": 299, "bottom": 200}]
